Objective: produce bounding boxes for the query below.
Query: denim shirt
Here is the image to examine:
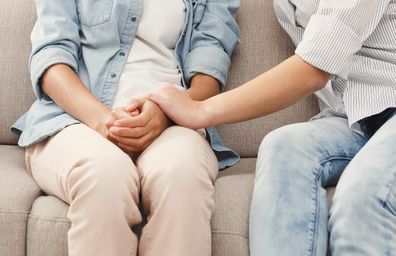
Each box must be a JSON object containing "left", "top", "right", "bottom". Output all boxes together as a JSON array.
[{"left": 11, "top": 0, "right": 241, "bottom": 169}]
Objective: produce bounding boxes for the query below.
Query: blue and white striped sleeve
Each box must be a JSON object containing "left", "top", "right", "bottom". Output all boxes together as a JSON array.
[{"left": 295, "top": 0, "right": 392, "bottom": 78}]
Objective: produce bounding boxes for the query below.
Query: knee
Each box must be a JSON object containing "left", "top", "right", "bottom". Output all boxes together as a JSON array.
[
  {"left": 149, "top": 159, "right": 216, "bottom": 197},
  {"left": 66, "top": 148, "right": 139, "bottom": 199},
  {"left": 256, "top": 125, "right": 319, "bottom": 180},
  {"left": 141, "top": 155, "right": 217, "bottom": 206},
  {"left": 258, "top": 124, "right": 310, "bottom": 160},
  {"left": 140, "top": 126, "right": 217, "bottom": 194}
]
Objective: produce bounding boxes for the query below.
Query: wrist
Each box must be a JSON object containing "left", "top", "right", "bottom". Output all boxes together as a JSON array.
[
  {"left": 89, "top": 108, "right": 113, "bottom": 137},
  {"left": 199, "top": 100, "right": 214, "bottom": 128}
]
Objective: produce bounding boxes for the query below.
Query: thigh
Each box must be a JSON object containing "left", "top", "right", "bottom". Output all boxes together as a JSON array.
[
  {"left": 257, "top": 116, "right": 368, "bottom": 187},
  {"left": 334, "top": 112, "right": 396, "bottom": 210},
  {"left": 136, "top": 126, "right": 218, "bottom": 201},
  {"left": 25, "top": 123, "right": 139, "bottom": 203},
  {"left": 137, "top": 126, "right": 218, "bottom": 180}
]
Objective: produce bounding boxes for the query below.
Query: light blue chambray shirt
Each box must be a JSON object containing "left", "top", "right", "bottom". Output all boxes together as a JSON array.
[{"left": 11, "top": 0, "right": 241, "bottom": 169}]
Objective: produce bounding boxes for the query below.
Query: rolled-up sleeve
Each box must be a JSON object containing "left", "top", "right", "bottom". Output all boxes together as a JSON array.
[
  {"left": 295, "top": 0, "right": 391, "bottom": 78},
  {"left": 29, "top": 0, "right": 81, "bottom": 100},
  {"left": 184, "top": 0, "right": 240, "bottom": 90}
]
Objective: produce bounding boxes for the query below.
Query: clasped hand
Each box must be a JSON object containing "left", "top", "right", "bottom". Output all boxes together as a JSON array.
[{"left": 105, "top": 99, "right": 171, "bottom": 155}]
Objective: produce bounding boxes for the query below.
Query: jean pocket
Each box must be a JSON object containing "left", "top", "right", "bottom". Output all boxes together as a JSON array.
[
  {"left": 192, "top": 0, "right": 206, "bottom": 26},
  {"left": 76, "top": 0, "right": 114, "bottom": 28}
]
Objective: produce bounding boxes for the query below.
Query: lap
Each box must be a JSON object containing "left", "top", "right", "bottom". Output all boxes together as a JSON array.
[
  {"left": 257, "top": 117, "right": 368, "bottom": 187},
  {"left": 136, "top": 126, "right": 218, "bottom": 183},
  {"left": 259, "top": 116, "right": 367, "bottom": 160},
  {"left": 334, "top": 113, "right": 396, "bottom": 207},
  {"left": 26, "top": 123, "right": 139, "bottom": 200}
]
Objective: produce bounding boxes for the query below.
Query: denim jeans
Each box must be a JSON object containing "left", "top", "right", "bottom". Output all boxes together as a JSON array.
[{"left": 250, "top": 109, "right": 396, "bottom": 256}]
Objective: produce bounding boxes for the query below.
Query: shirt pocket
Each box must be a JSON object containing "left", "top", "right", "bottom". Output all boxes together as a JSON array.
[
  {"left": 192, "top": 0, "right": 206, "bottom": 25},
  {"left": 76, "top": 0, "right": 114, "bottom": 28}
]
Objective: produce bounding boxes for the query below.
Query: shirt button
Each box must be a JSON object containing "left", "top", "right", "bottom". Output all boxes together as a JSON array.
[
  {"left": 119, "top": 52, "right": 125, "bottom": 56},
  {"left": 131, "top": 16, "right": 137, "bottom": 22},
  {"left": 111, "top": 73, "right": 116, "bottom": 78}
]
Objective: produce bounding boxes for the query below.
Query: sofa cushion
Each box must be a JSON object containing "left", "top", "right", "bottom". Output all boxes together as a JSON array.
[
  {"left": 27, "top": 196, "right": 70, "bottom": 256},
  {"left": 0, "top": 0, "right": 36, "bottom": 145},
  {"left": 0, "top": 145, "right": 41, "bottom": 256},
  {"left": 212, "top": 158, "right": 256, "bottom": 256},
  {"left": 217, "top": 0, "right": 319, "bottom": 158}
]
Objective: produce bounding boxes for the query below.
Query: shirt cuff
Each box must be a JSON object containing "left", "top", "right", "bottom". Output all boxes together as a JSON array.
[
  {"left": 184, "top": 46, "right": 231, "bottom": 91},
  {"left": 295, "top": 14, "right": 362, "bottom": 79},
  {"left": 29, "top": 47, "right": 79, "bottom": 100}
]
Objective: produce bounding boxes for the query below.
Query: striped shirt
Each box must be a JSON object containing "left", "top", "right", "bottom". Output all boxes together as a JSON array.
[{"left": 274, "top": 0, "right": 396, "bottom": 133}]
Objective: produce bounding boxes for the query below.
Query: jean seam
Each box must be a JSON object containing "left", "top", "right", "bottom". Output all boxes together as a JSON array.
[
  {"left": 307, "top": 155, "right": 353, "bottom": 256},
  {"left": 384, "top": 219, "right": 391, "bottom": 256},
  {"left": 307, "top": 165, "right": 321, "bottom": 256}
]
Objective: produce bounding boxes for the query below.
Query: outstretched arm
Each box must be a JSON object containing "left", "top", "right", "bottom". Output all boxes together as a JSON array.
[
  {"left": 148, "top": 0, "right": 392, "bottom": 129},
  {"left": 146, "top": 54, "right": 330, "bottom": 129},
  {"left": 108, "top": 73, "right": 220, "bottom": 154}
]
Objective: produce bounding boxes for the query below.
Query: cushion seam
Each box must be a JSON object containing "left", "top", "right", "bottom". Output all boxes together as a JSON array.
[
  {"left": 0, "top": 210, "right": 29, "bottom": 215},
  {"left": 212, "top": 230, "right": 248, "bottom": 239},
  {"left": 29, "top": 215, "right": 70, "bottom": 223}
]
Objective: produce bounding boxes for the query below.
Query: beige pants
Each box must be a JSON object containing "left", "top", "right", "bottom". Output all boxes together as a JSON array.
[{"left": 25, "top": 124, "right": 218, "bottom": 256}]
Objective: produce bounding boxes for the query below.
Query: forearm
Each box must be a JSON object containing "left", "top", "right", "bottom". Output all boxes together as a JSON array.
[
  {"left": 41, "top": 64, "right": 111, "bottom": 131},
  {"left": 186, "top": 73, "right": 220, "bottom": 101},
  {"left": 203, "top": 55, "right": 330, "bottom": 126}
]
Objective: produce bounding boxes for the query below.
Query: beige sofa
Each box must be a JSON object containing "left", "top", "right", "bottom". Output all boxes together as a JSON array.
[{"left": 0, "top": 0, "right": 334, "bottom": 255}]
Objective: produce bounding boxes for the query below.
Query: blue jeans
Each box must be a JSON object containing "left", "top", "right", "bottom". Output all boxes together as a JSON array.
[{"left": 250, "top": 109, "right": 396, "bottom": 255}]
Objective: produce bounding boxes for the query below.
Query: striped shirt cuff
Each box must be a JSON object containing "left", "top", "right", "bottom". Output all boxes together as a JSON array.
[{"left": 295, "top": 14, "right": 362, "bottom": 79}]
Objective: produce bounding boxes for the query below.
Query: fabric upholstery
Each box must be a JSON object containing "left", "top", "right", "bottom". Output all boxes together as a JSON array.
[
  {"left": 0, "top": 0, "right": 36, "bottom": 145},
  {"left": 26, "top": 196, "right": 69, "bottom": 256},
  {"left": 217, "top": 0, "right": 320, "bottom": 158},
  {"left": 212, "top": 158, "right": 256, "bottom": 256},
  {"left": 0, "top": 145, "right": 41, "bottom": 256}
]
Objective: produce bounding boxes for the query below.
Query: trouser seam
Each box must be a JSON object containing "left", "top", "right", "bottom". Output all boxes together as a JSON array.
[
  {"left": 308, "top": 166, "right": 321, "bottom": 256},
  {"left": 309, "top": 155, "right": 354, "bottom": 256}
]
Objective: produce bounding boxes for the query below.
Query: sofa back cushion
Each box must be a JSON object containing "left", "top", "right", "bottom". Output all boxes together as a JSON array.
[
  {"left": 217, "top": 0, "right": 319, "bottom": 158},
  {"left": 0, "top": 0, "right": 36, "bottom": 145}
]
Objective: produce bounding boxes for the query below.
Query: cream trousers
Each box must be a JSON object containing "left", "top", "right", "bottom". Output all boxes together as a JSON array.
[{"left": 25, "top": 124, "right": 218, "bottom": 256}]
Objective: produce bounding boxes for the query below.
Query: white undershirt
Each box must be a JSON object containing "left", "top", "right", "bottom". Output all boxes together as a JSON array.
[{"left": 112, "top": 0, "right": 186, "bottom": 108}]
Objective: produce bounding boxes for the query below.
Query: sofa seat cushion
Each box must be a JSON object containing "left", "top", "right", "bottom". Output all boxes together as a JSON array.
[
  {"left": 212, "top": 158, "right": 256, "bottom": 256},
  {"left": 0, "top": 145, "right": 41, "bottom": 256},
  {"left": 27, "top": 196, "right": 70, "bottom": 256}
]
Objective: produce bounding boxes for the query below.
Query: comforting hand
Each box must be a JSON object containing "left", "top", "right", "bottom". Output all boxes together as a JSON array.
[
  {"left": 145, "top": 83, "right": 209, "bottom": 129},
  {"left": 108, "top": 99, "right": 171, "bottom": 154}
]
